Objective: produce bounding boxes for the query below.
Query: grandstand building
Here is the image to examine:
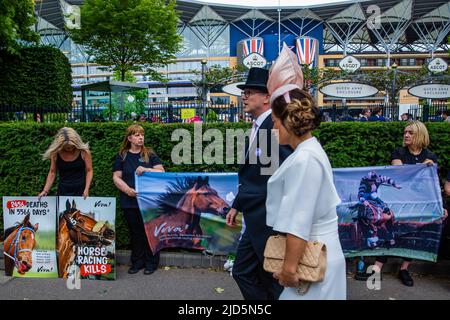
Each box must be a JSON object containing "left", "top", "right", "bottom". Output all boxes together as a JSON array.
[{"left": 35, "top": 0, "right": 449, "bottom": 110}]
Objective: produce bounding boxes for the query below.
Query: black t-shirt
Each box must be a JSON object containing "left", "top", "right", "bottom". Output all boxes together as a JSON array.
[
  {"left": 113, "top": 151, "right": 162, "bottom": 208},
  {"left": 391, "top": 147, "right": 438, "bottom": 165},
  {"left": 56, "top": 152, "right": 86, "bottom": 196}
]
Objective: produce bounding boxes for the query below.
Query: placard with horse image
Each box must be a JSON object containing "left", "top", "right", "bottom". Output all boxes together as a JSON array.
[
  {"left": 3, "top": 196, "right": 58, "bottom": 278},
  {"left": 335, "top": 165, "right": 444, "bottom": 262},
  {"left": 57, "top": 197, "right": 116, "bottom": 280},
  {"left": 136, "top": 172, "right": 242, "bottom": 255}
]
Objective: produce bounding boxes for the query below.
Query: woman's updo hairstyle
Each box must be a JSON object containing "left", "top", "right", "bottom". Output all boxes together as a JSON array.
[{"left": 272, "top": 88, "right": 321, "bottom": 136}]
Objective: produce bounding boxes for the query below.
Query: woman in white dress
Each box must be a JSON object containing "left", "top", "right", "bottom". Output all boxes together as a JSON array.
[{"left": 265, "top": 87, "right": 347, "bottom": 300}]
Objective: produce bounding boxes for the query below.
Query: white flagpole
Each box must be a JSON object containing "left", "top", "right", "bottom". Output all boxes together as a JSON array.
[{"left": 278, "top": 0, "right": 281, "bottom": 54}]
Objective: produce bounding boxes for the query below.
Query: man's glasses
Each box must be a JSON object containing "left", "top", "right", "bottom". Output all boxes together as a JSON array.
[{"left": 241, "top": 90, "right": 264, "bottom": 98}]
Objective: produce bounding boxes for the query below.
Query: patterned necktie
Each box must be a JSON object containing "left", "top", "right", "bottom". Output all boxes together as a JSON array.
[
  {"left": 250, "top": 121, "right": 259, "bottom": 145},
  {"left": 245, "top": 121, "right": 258, "bottom": 159}
]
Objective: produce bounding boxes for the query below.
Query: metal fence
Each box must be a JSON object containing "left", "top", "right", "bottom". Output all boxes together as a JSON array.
[
  {"left": 142, "top": 101, "right": 252, "bottom": 123},
  {"left": 404, "top": 103, "right": 450, "bottom": 122},
  {"left": 1, "top": 102, "right": 448, "bottom": 123},
  {"left": 0, "top": 105, "right": 70, "bottom": 123},
  {"left": 320, "top": 102, "right": 449, "bottom": 122},
  {"left": 0, "top": 102, "right": 253, "bottom": 123}
]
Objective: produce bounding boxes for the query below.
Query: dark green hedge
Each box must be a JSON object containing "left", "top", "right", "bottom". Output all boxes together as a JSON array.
[
  {"left": 0, "top": 46, "right": 72, "bottom": 112},
  {"left": 0, "top": 122, "right": 449, "bottom": 249}
]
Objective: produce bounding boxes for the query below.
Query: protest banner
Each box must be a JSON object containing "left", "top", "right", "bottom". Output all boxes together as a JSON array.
[
  {"left": 57, "top": 197, "right": 116, "bottom": 280},
  {"left": 136, "top": 172, "right": 241, "bottom": 254},
  {"left": 3, "top": 196, "right": 58, "bottom": 278}
]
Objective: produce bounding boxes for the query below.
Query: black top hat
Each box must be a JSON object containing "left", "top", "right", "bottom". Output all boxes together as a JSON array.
[{"left": 237, "top": 68, "right": 269, "bottom": 93}]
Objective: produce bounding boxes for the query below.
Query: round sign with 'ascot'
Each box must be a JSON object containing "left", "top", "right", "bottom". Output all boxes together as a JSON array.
[
  {"left": 427, "top": 58, "right": 448, "bottom": 73},
  {"left": 243, "top": 53, "right": 267, "bottom": 69},
  {"left": 339, "top": 55, "right": 361, "bottom": 72},
  {"left": 319, "top": 82, "right": 379, "bottom": 98}
]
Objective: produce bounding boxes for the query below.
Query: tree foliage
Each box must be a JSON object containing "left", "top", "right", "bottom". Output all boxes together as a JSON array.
[
  {"left": 302, "top": 65, "right": 342, "bottom": 89},
  {"left": 0, "top": 0, "right": 39, "bottom": 53},
  {"left": 0, "top": 46, "right": 73, "bottom": 112},
  {"left": 191, "top": 64, "right": 246, "bottom": 99},
  {"left": 69, "top": 0, "right": 182, "bottom": 82}
]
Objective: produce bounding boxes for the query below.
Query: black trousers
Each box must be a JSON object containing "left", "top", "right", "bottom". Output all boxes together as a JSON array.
[
  {"left": 376, "top": 256, "right": 413, "bottom": 264},
  {"left": 122, "top": 208, "right": 160, "bottom": 269},
  {"left": 232, "top": 231, "right": 283, "bottom": 300}
]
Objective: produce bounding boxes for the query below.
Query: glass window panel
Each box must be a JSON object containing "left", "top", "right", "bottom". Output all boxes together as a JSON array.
[{"left": 177, "top": 25, "right": 230, "bottom": 58}]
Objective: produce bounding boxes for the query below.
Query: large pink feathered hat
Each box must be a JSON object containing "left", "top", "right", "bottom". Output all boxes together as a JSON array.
[{"left": 267, "top": 43, "right": 304, "bottom": 106}]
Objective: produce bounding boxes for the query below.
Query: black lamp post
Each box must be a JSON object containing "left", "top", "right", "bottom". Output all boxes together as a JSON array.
[
  {"left": 201, "top": 59, "right": 208, "bottom": 121},
  {"left": 391, "top": 62, "right": 398, "bottom": 120}
]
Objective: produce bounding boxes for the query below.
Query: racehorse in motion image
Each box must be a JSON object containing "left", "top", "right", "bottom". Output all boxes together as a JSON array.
[{"left": 351, "top": 171, "right": 401, "bottom": 249}]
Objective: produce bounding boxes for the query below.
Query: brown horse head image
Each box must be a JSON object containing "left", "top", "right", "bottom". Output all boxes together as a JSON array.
[
  {"left": 146, "top": 176, "right": 231, "bottom": 251},
  {"left": 57, "top": 199, "right": 115, "bottom": 278},
  {"left": 177, "top": 176, "right": 230, "bottom": 218},
  {"left": 3, "top": 214, "right": 38, "bottom": 275}
]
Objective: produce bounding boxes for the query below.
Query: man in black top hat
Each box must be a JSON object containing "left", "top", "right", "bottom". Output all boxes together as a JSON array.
[{"left": 226, "top": 67, "right": 292, "bottom": 300}]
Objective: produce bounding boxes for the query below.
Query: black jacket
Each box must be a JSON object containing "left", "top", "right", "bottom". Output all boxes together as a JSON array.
[{"left": 232, "top": 115, "right": 293, "bottom": 256}]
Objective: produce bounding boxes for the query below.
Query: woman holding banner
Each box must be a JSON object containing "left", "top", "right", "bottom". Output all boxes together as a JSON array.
[
  {"left": 113, "top": 124, "right": 165, "bottom": 275},
  {"left": 39, "top": 127, "right": 93, "bottom": 198},
  {"left": 373, "top": 121, "right": 447, "bottom": 287},
  {"left": 265, "top": 44, "right": 346, "bottom": 300}
]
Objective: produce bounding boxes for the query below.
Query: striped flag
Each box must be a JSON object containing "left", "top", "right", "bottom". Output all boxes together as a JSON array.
[
  {"left": 296, "top": 37, "right": 318, "bottom": 68},
  {"left": 242, "top": 37, "right": 264, "bottom": 57}
]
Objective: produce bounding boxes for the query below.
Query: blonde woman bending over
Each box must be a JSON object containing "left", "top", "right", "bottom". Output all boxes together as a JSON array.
[{"left": 39, "top": 127, "right": 93, "bottom": 198}]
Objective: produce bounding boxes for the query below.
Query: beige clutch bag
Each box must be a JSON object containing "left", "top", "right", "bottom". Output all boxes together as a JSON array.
[{"left": 263, "top": 235, "right": 327, "bottom": 295}]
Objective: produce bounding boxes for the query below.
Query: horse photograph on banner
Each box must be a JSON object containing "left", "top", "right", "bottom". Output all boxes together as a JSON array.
[
  {"left": 2, "top": 197, "right": 58, "bottom": 278},
  {"left": 335, "top": 165, "right": 445, "bottom": 262},
  {"left": 4, "top": 214, "right": 38, "bottom": 276},
  {"left": 57, "top": 197, "right": 116, "bottom": 280},
  {"left": 136, "top": 173, "right": 241, "bottom": 254}
]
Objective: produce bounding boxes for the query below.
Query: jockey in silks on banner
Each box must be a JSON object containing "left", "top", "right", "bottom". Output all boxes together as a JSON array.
[{"left": 357, "top": 171, "right": 402, "bottom": 248}]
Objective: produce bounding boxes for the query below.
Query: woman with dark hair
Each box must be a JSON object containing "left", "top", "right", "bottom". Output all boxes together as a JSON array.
[
  {"left": 113, "top": 124, "right": 165, "bottom": 275},
  {"left": 265, "top": 87, "right": 346, "bottom": 300}
]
